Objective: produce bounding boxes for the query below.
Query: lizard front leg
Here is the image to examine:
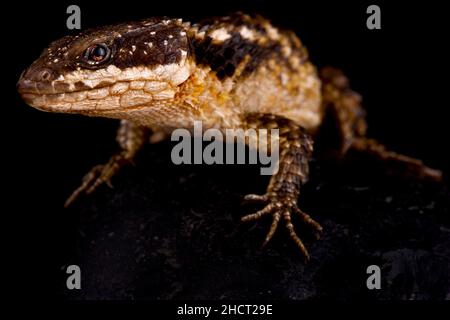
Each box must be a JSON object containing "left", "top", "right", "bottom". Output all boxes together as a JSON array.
[
  {"left": 64, "top": 120, "right": 150, "bottom": 207},
  {"left": 241, "top": 113, "right": 322, "bottom": 261}
]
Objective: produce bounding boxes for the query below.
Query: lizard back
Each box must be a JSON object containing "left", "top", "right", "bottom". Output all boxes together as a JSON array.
[{"left": 185, "top": 13, "right": 323, "bottom": 132}]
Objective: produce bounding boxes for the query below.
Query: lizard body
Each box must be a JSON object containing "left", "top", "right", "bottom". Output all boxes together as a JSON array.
[{"left": 17, "top": 13, "right": 441, "bottom": 260}]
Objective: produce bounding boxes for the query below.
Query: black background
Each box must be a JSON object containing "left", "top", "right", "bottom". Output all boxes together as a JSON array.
[{"left": 4, "top": 0, "right": 449, "bottom": 301}]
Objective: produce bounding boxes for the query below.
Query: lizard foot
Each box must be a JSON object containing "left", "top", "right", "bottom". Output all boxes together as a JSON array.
[
  {"left": 241, "top": 193, "right": 322, "bottom": 261},
  {"left": 64, "top": 154, "right": 127, "bottom": 208}
]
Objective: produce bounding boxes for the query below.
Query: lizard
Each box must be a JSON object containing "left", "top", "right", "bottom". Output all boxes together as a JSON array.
[{"left": 17, "top": 12, "right": 442, "bottom": 260}]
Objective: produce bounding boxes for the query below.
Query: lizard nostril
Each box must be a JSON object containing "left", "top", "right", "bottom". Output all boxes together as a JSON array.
[{"left": 40, "top": 70, "right": 51, "bottom": 81}]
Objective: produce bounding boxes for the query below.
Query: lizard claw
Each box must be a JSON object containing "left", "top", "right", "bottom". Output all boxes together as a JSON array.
[
  {"left": 241, "top": 193, "right": 322, "bottom": 261},
  {"left": 64, "top": 164, "right": 108, "bottom": 208},
  {"left": 64, "top": 156, "right": 123, "bottom": 208},
  {"left": 242, "top": 193, "right": 269, "bottom": 204}
]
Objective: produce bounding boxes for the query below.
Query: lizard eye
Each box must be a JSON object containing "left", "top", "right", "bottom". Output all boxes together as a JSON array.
[{"left": 83, "top": 43, "right": 111, "bottom": 65}]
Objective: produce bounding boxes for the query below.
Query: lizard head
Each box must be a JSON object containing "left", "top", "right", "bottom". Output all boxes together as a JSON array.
[{"left": 17, "top": 18, "right": 194, "bottom": 118}]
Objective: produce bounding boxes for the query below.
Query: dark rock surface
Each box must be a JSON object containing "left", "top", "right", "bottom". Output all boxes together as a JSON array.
[{"left": 63, "top": 142, "right": 450, "bottom": 301}]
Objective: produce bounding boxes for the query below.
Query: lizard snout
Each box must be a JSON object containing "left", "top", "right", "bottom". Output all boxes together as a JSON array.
[{"left": 17, "top": 67, "right": 58, "bottom": 95}]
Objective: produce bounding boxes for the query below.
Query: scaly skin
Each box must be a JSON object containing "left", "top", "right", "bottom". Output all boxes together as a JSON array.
[{"left": 17, "top": 13, "right": 442, "bottom": 260}]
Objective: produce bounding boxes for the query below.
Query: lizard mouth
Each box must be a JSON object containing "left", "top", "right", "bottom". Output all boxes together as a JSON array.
[
  {"left": 17, "top": 78, "right": 173, "bottom": 114},
  {"left": 17, "top": 60, "right": 192, "bottom": 114},
  {"left": 18, "top": 78, "right": 83, "bottom": 95}
]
